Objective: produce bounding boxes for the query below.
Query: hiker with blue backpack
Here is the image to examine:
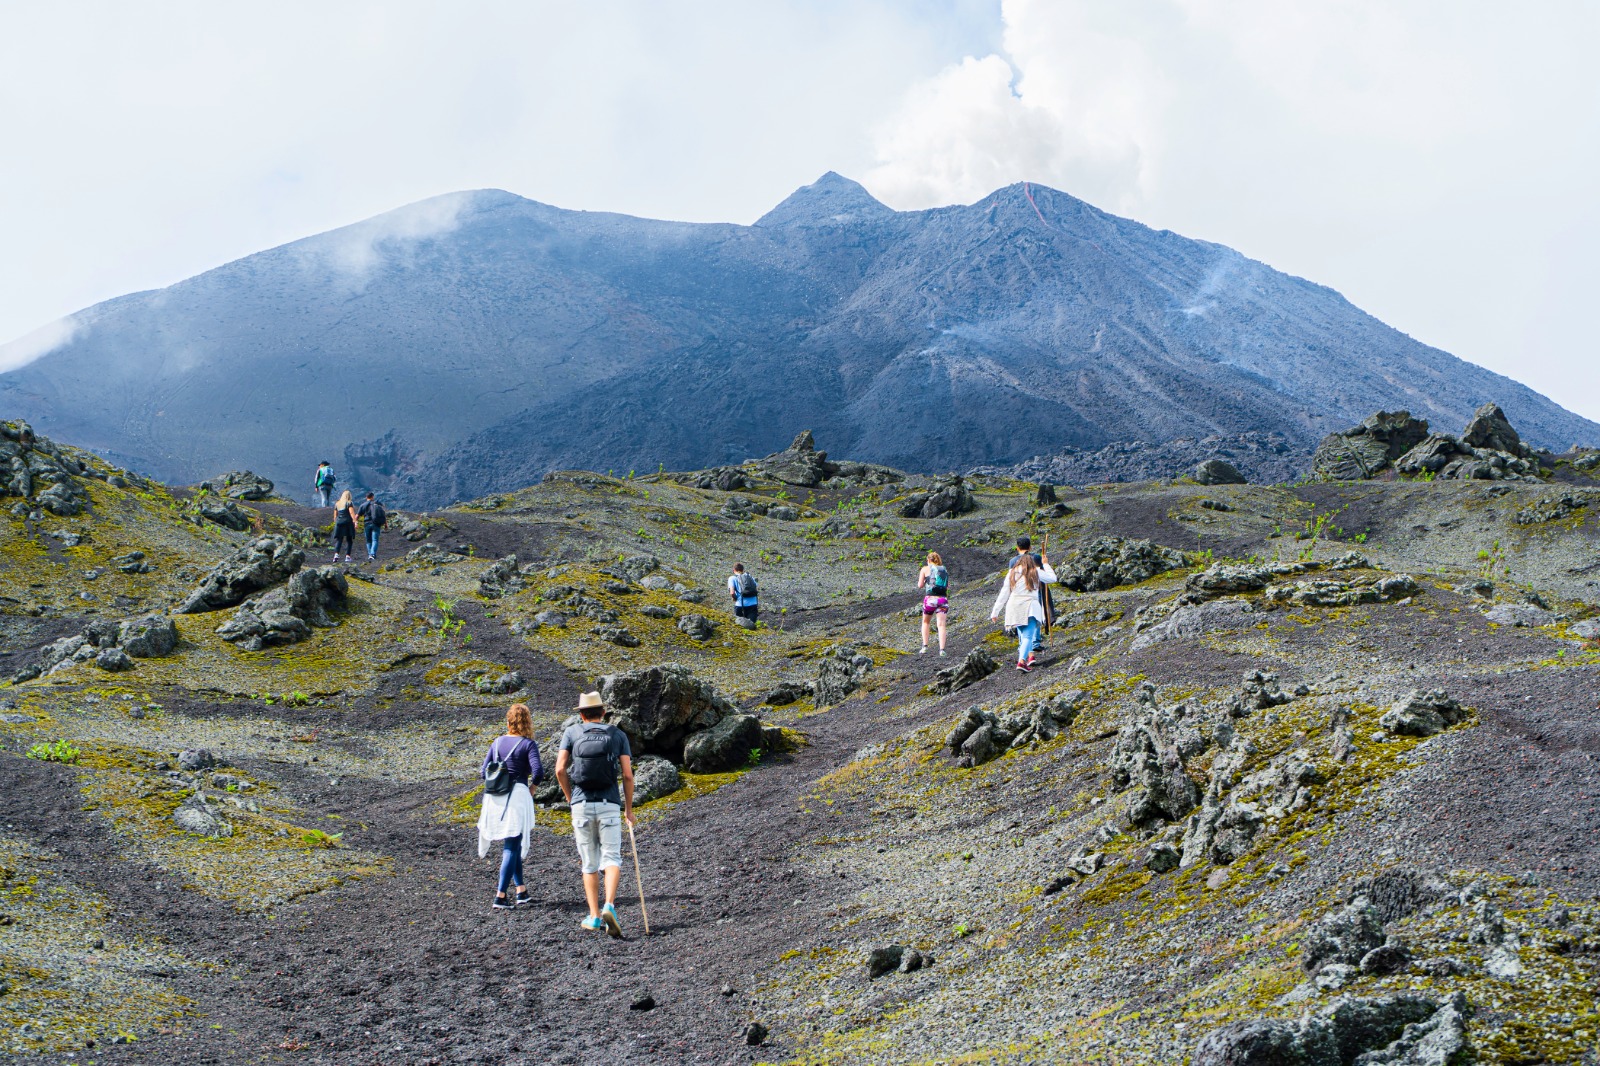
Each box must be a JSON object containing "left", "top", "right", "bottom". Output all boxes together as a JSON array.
[
  {"left": 728, "top": 563, "right": 759, "bottom": 625},
  {"left": 477, "top": 703, "right": 543, "bottom": 910},
  {"left": 917, "top": 551, "right": 951, "bottom": 656},
  {"left": 554, "top": 691, "right": 636, "bottom": 937}
]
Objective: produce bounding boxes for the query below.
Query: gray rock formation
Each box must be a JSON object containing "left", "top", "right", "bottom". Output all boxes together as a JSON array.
[
  {"left": 1379, "top": 691, "right": 1465, "bottom": 737},
  {"left": 117, "top": 615, "right": 178, "bottom": 658},
  {"left": 1313, "top": 410, "right": 1431, "bottom": 481},
  {"left": 976, "top": 432, "right": 1307, "bottom": 489},
  {"left": 1193, "top": 993, "right": 1462, "bottom": 1066},
  {"left": 216, "top": 566, "right": 348, "bottom": 651},
  {"left": 1193, "top": 458, "right": 1247, "bottom": 485},
  {"left": 682, "top": 713, "right": 764, "bottom": 773},
  {"left": 676, "top": 614, "right": 718, "bottom": 642},
  {"left": 1109, "top": 685, "right": 1205, "bottom": 827},
  {"left": 1319, "top": 403, "right": 1545, "bottom": 483},
  {"left": 598, "top": 663, "right": 735, "bottom": 761},
  {"left": 198, "top": 471, "right": 274, "bottom": 501},
  {"left": 814, "top": 648, "right": 874, "bottom": 706},
  {"left": 478, "top": 555, "right": 524, "bottom": 598},
  {"left": 896, "top": 477, "right": 976, "bottom": 519},
  {"left": 178, "top": 535, "right": 305, "bottom": 613},
  {"left": 630, "top": 755, "right": 684, "bottom": 804},
  {"left": 929, "top": 646, "right": 999, "bottom": 695},
  {"left": 196, "top": 497, "right": 252, "bottom": 531},
  {"left": 1057, "top": 536, "right": 1191, "bottom": 592}
]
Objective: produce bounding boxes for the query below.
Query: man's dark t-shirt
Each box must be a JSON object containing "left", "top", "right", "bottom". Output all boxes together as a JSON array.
[{"left": 559, "top": 722, "right": 631, "bottom": 805}]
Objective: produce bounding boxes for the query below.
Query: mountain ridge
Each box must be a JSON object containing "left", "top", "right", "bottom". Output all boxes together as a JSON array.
[{"left": 3, "top": 175, "right": 1595, "bottom": 505}]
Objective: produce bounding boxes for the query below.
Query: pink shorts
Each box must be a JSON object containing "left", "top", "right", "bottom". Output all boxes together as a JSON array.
[{"left": 922, "top": 596, "right": 949, "bottom": 616}]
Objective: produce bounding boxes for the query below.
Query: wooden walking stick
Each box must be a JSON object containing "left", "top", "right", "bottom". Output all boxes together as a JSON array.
[{"left": 627, "top": 821, "right": 651, "bottom": 935}]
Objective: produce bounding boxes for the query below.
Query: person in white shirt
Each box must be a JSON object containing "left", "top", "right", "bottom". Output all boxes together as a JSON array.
[{"left": 989, "top": 549, "right": 1056, "bottom": 672}]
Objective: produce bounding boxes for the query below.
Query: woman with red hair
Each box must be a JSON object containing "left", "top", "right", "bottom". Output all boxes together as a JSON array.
[{"left": 477, "top": 703, "right": 542, "bottom": 909}]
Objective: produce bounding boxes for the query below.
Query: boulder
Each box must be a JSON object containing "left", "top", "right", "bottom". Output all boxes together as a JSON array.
[
  {"left": 1394, "top": 434, "right": 1463, "bottom": 476},
  {"left": 676, "top": 614, "right": 718, "bottom": 642},
  {"left": 196, "top": 497, "right": 252, "bottom": 531},
  {"left": 1301, "top": 898, "right": 1387, "bottom": 974},
  {"left": 1193, "top": 459, "right": 1247, "bottom": 485},
  {"left": 1571, "top": 619, "right": 1600, "bottom": 640},
  {"left": 1058, "top": 536, "right": 1190, "bottom": 592},
  {"left": 1193, "top": 994, "right": 1447, "bottom": 1066},
  {"left": 1131, "top": 599, "right": 1254, "bottom": 650},
  {"left": 592, "top": 625, "right": 640, "bottom": 647},
  {"left": 1109, "top": 686, "right": 1204, "bottom": 827},
  {"left": 94, "top": 647, "right": 134, "bottom": 671},
  {"left": 815, "top": 649, "right": 874, "bottom": 706},
  {"left": 929, "top": 646, "right": 999, "bottom": 695},
  {"left": 473, "top": 670, "right": 523, "bottom": 696},
  {"left": 683, "top": 713, "right": 764, "bottom": 773},
  {"left": 118, "top": 615, "right": 178, "bottom": 658},
  {"left": 866, "top": 945, "right": 906, "bottom": 980},
  {"left": 767, "top": 504, "right": 800, "bottom": 521},
  {"left": 1184, "top": 563, "right": 1275, "bottom": 600},
  {"left": 1144, "top": 842, "right": 1182, "bottom": 873},
  {"left": 1461, "top": 402, "right": 1530, "bottom": 457},
  {"left": 1379, "top": 691, "right": 1465, "bottom": 737},
  {"left": 1483, "top": 603, "right": 1556, "bottom": 627},
  {"left": 762, "top": 680, "right": 813, "bottom": 706},
  {"left": 598, "top": 664, "right": 735, "bottom": 760},
  {"left": 177, "top": 748, "right": 222, "bottom": 772},
  {"left": 217, "top": 566, "right": 347, "bottom": 651},
  {"left": 172, "top": 799, "right": 232, "bottom": 839},
  {"left": 1312, "top": 410, "right": 1430, "bottom": 481},
  {"left": 199, "top": 470, "right": 275, "bottom": 501},
  {"left": 631, "top": 755, "right": 684, "bottom": 804},
  {"left": 404, "top": 543, "right": 458, "bottom": 567},
  {"left": 688, "top": 467, "right": 749, "bottom": 492},
  {"left": 178, "top": 535, "right": 304, "bottom": 613}
]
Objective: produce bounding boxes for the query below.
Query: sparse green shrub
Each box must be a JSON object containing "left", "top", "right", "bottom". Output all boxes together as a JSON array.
[
  {"left": 301, "top": 828, "right": 342, "bottom": 848},
  {"left": 27, "top": 739, "right": 81, "bottom": 763},
  {"left": 747, "top": 747, "right": 763, "bottom": 767}
]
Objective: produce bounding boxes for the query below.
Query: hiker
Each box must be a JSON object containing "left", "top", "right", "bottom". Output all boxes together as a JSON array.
[
  {"left": 477, "top": 703, "right": 543, "bottom": 910},
  {"left": 1015, "top": 535, "right": 1055, "bottom": 651},
  {"left": 332, "top": 490, "right": 358, "bottom": 563},
  {"left": 916, "top": 550, "right": 951, "bottom": 656},
  {"left": 990, "top": 547, "right": 1056, "bottom": 673},
  {"left": 314, "top": 462, "right": 336, "bottom": 507},
  {"left": 356, "top": 492, "right": 386, "bottom": 562},
  {"left": 554, "top": 691, "right": 636, "bottom": 937},
  {"left": 728, "top": 563, "right": 759, "bottom": 625}
]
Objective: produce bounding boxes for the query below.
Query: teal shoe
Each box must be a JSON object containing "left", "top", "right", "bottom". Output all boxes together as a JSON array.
[
  {"left": 581, "top": 915, "right": 604, "bottom": 932},
  {"left": 601, "top": 902, "right": 623, "bottom": 938}
]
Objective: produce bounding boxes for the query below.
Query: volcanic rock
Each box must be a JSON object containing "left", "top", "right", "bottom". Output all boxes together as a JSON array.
[{"left": 178, "top": 535, "right": 304, "bottom": 613}]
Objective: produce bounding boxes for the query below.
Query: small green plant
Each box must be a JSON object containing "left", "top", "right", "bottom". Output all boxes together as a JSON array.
[
  {"left": 954, "top": 922, "right": 974, "bottom": 938},
  {"left": 1478, "top": 540, "right": 1506, "bottom": 580},
  {"left": 1353, "top": 531, "right": 1368, "bottom": 544},
  {"left": 301, "top": 828, "right": 342, "bottom": 848},
  {"left": 26, "top": 739, "right": 80, "bottom": 764},
  {"left": 747, "top": 747, "right": 763, "bottom": 767}
]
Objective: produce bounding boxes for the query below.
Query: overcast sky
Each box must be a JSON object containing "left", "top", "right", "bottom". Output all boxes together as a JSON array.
[{"left": 3, "top": 0, "right": 1597, "bottom": 423}]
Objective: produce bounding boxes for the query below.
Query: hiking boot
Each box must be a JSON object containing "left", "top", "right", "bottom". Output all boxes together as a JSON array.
[
  {"left": 492, "top": 896, "right": 514, "bottom": 910},
  {"left": 581, "top": 915, "right": 605, "bottom": 932},
  {"left": 601, "top": 902, "right": 623, "bottom": 938}
]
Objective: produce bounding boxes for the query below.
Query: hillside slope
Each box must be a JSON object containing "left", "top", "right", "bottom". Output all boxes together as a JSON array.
[{"left": 4, "top": 175, "right": 1597, "bottom": 507}]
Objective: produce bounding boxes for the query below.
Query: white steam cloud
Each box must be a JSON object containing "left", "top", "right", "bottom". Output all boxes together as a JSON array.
[
  {"left": 303, "top": 191, "right": 479, "bottom": 281},
  {"left": 0, "top": 316, "right": 83, "bottom": 374}
]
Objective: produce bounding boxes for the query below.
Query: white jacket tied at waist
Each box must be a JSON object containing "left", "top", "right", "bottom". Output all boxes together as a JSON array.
[{"left": 990, "top": 564, "right": 1057, "bottom": 628}]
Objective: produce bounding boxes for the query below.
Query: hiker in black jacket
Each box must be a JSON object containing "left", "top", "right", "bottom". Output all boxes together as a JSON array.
[{"left": 356, "top": 492, "right": 386, "bottom": 562}]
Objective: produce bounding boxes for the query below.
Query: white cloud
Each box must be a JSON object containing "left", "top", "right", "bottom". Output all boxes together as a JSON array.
[
  {"left": 301, "top": 190, "right": 478, "bottom": 281},
  {"left": 862, "top": 0, "right": 1600, "bottom": 421},
  {"left": 0, "top": 316, "right": 82, "bottom": 373}
]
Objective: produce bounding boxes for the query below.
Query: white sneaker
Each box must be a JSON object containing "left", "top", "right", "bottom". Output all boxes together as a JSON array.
[
  {"left": 919, "top": 645, "right": 928, "bottom": 654},
  {"left": 939, "top": 649, "right": 947, "bottom": 657}
]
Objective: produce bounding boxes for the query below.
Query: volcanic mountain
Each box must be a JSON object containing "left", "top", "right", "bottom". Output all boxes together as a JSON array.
[{"left": 3, "top": 173, "right": 1595, "bottom": 504}]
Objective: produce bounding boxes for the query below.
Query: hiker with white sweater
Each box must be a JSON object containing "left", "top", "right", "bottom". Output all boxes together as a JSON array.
[
  {"left": 989, "top": 549, "right": 1055, "bottom": 673},
  {"left": 477, "top": 703, "right": 542, "bottom": 910}
]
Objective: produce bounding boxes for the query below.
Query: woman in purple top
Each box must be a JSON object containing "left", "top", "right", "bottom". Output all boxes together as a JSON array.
[{"left": 477, "top": 703, "right": 542, "bottom": 909}]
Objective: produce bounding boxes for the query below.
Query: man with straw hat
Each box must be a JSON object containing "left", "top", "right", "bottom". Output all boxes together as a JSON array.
[{"left": 554, "top": 691, "right": 636, "bottom": 936}]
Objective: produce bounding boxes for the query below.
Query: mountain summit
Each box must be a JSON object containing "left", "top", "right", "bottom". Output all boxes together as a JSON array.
[{"left": 3, "top": 175, "right": 1595, "bottom": 504}]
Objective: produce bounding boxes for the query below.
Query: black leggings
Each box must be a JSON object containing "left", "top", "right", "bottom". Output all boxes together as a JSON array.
[{"left": 334, "top": 524, "right": 355, "bottom": 556}]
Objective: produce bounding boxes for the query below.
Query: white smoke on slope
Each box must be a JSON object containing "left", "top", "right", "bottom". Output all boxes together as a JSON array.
[{"left": 0, "top": 316, "right": 83, "bottom": 373}]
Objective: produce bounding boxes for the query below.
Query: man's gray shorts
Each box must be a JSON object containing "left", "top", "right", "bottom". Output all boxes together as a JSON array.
[{"left": 571, "top": 800, "right": 623, "bottom": 874}]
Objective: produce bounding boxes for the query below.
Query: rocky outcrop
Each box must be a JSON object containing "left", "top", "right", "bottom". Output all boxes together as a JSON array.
[
  {"left": 974, "top": 432, "right": 1305, "bottom": 488},
  {"left": 216, "top": 567, "right": 348, "bottom": 651},
  {"left": 196, "top": 497, "right": 252, "bottom": 531},
  {"left": 198, "top": 471, "right": 275, "bottom": 501},
  {"left": 676, "top": 614, "right": 719, "bottom": 642},
  {"left": 1379, "top": 691, "right": 1466, "bottom": 737},
  {"left": 178, "top": 535, "right": 305, "bottom": 613},
  {"left": 896, "top": 476, "right": 977, "bottom": 520},
  {"left": 946, "top": 690, "right": 1082, "bottom": 768},
  {"left": 1317, "top": 404, "right": 1543, "bottom": 482},
  {"left": 1193, "top": 459, "right": 1247, "bottom": 485},
  {"left": 20, "top": 613, "right": 180, "bottom": 680},
  {"left": 598, "top": 663, "right": 737, "bottom": 761},
  {"left": 814, "top": 648, "right": 875, "bottom": 706},
  {"left": 1, "top": 419, "right": 95, "bottom": 517},
  {"left": 478, "top": 555, "right": 524, "bottom": 598},
  {"left": 1313, "top": 410, "right": 1430, "bottom": 481},
  {"left": 631, "top": 755, "right": 684, "bottom": 804},
  {"left": 1193, "top": 993, "right": 1465, "bottom": 1066},
  {"left": 1057, "top": 536, "right": 1191, "bottom": 592},
  {"left": 1109, "top": 684, "right": 1205, "bottom": 827},
  {"left": 1264, "top": 574, "right": 1419, "bottom": 609},
  {"left": 1130, "top": 598, "right": 1254, "bottom": 650},
  {"left": 746, "top": 431, "right": 904, "bottom": 488},
  {"left": 929, "top": 646, "right": 998, "bottom": 695}
]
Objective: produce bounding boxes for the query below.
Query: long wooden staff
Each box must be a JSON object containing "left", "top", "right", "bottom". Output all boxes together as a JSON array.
[{"left": 627, "top": 821, "right": 651, "bottom": 935}]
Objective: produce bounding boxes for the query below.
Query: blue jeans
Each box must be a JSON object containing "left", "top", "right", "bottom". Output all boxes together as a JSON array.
[
  {"left": 365, "top": 527, "right": 380, "bottom": 558},
  {"left": 1017, "top": 617, "right": 1041, "bottom": 664},
  {"left": 497, "top": 834, "right": 524, "bottom": 895}
]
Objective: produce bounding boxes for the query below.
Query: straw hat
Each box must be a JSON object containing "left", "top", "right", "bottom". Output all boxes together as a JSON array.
[{"left": 575, "top": 691, "right": 605, "bottom": 713}]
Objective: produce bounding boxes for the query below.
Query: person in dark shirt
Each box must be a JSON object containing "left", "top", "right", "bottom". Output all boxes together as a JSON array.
[
  {"left": 555, "top": 691, "right": 635, "bottom": 936},
  {"left": 477, "top": 704, "right": 542, "bottom": 909}
]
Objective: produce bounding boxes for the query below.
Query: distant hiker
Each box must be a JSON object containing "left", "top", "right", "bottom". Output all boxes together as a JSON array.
[
  {"left": 314, "top": 462, "right": 336, "bottom": 507},
  {"left": 357, "top": 492, "right": 387, "bottom": 562},
  {"left": 332, "top": 490, "right": 358, "bottom": 563},
  {"left": 917, "top": 551, "right": 951, "bottom": 656},
  {"left": 1015, "top": 535, "right": 1055, "bottom": 650},
  {"left": 554, "top": 692, "right": 636, "bottom": 937},
  {"left": 728, "top": 563, "right": 759, "bottom": 625},
  {"left": 990, "top": 547, "right": 1056, "bottom": 673},
  {"left": 477, "top": 703, "right": 543, "bottom": 910}
]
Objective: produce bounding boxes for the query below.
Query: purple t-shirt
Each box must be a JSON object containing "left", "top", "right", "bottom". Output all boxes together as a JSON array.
[{"left": 482, "top": 735, "right": 541, "bottom": 789}]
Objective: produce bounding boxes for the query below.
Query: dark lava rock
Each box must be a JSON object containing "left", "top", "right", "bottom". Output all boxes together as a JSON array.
[
  {"left": 1144, "top": 842, "right": 1181, "bottom": 873},
  {"left": 930, "top": 646, "right": 998, "bottom": 695},
  {"left": 1312, "top": 410, "right": 1430, "bottom": 481},
  {"left": 178, "top": 535, "right": 304, "bottom": 614},
  {"left": 897, "top": 476, "right": 976, "bottom": 519},
  {"left": 631, "top": 755, "right": 684, "bottom": 804},
  {"left": 118, "top": 615, "right": 178, "bottom": 658},
  {"left": 196, "top": 497, "right": 252, "bottom": 531},
  {"left": 814, "top": 648, "right": 874, "bottom": 706},
  {"left": 629, "top": 992, "right": 655, "bottom": 1011},
  {"left": 867, "top": 945, "right": 905, "bottom": 979},
  {"left": 1461, "top": 402, "right": 1531, "bottom": 457},
  {"left": 1379, "top": 690, "right": 1465, "bottom": 737},
  {"left": 762, "top": 680, "right": 813, "bottom": 706},
  {"left": 217, "top": 566, "right": 348, "bottom": 651},
  {"left": 751, "top": 430, "right": 830, "bottom": 487},
  {"left": 599, "top": 663, "right": 734, "bottom": 760},
  {"left": 975, "top": 432, "right": 1305, "bottom": 488},
  {"left": 94, "top": 647, "right": 134, "bottom": 672},
  {"left": 199, "top": 470, "right": 274, "bottom": 501},
  {"left": 1193, "top": 993, "right": 1448, "bottom": 1066},
  {"left": 592, "top": 625, "right": 640, "bottom": 648},
  {"left": 478, "top": 555, "right": 525, "bottom": 598},
  {"left": 744, "top": 1022, "right": 769, "bottom": 1046},
  {"left": 676, "top": 613, "right": 718, "bottom": 642},
  {"left": 1058, "top": 536, "right": 1190, "bottom": 593},
  {"left": 683, "top": 713, "right": 764, "bottom": 773},
  {"left": 1300, "top": 898, "right": 1386, "bottom": 973},
  {"left": 1193, "top": 458, "right": 1247, "bottom": 485},
  {"left": 178, "top": 748, "right": 222, "bottom": 772}
]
